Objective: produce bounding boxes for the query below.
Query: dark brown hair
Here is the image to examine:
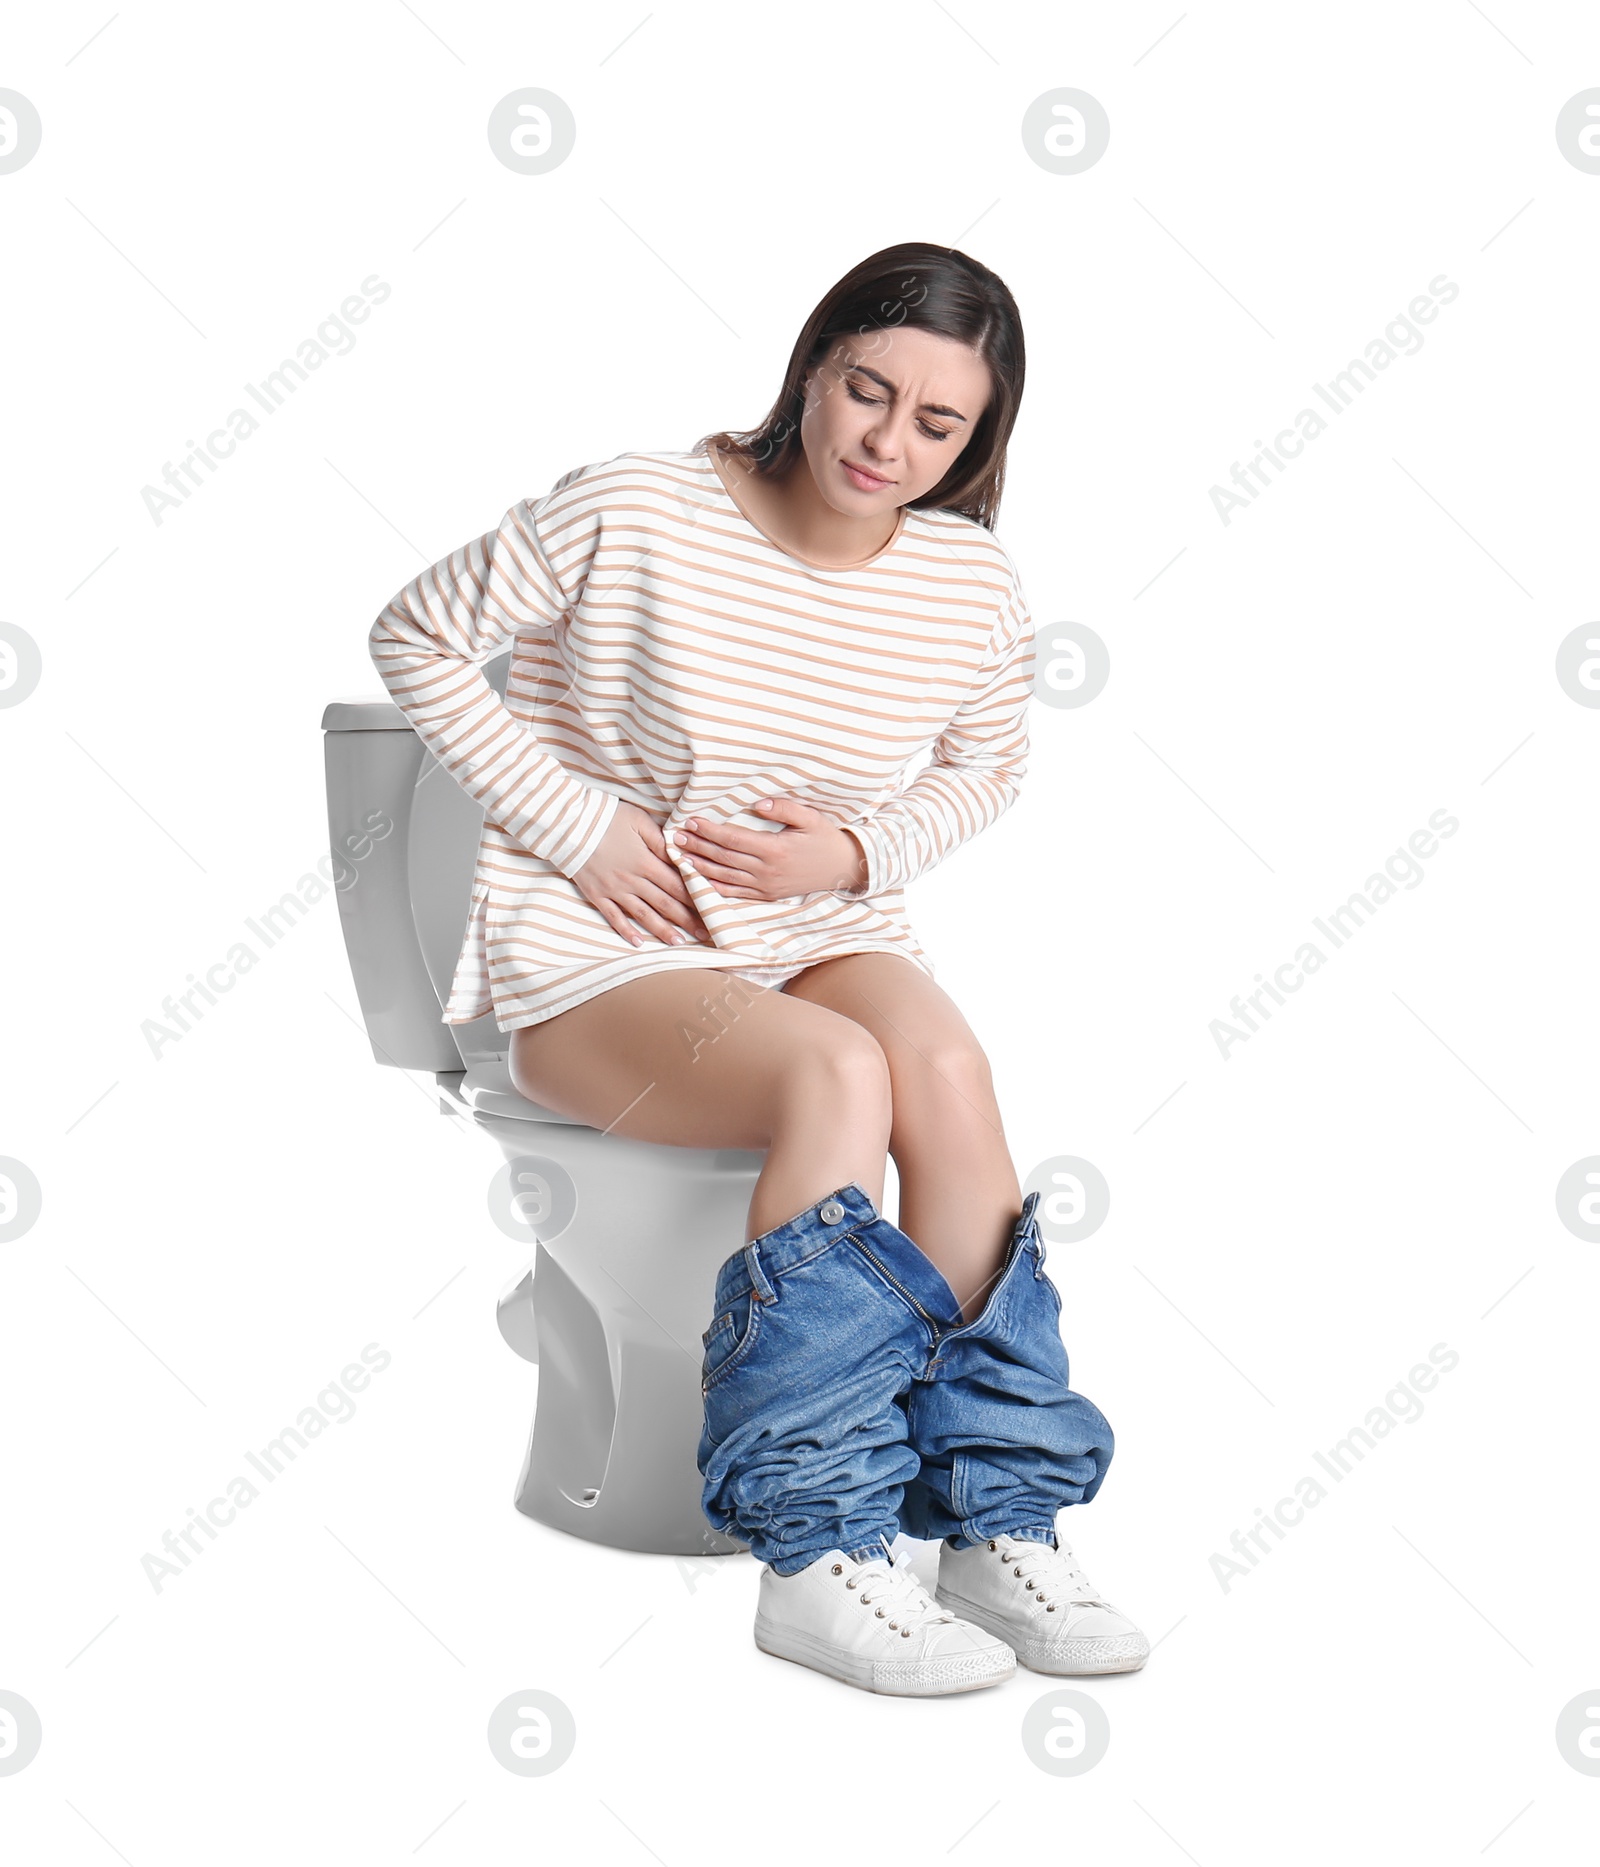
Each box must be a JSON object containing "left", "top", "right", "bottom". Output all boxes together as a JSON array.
[{"left": 698, "top": 242, "right": 1025, "bottom": 531}]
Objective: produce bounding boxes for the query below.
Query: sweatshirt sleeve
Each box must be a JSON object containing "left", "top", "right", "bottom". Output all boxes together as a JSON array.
[
  {"left": 832, "top": 569, "right": 1035, "bottom": 898},
  {"left": 367, "top": 476, "right": 619, "bottom": 881}
]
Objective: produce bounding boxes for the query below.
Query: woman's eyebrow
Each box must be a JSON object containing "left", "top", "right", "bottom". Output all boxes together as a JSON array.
[{"left": 845, "top": 361, "right": 970, "bottom": 423}]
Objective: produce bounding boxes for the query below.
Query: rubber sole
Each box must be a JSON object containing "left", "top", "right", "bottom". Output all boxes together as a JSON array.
[
  {"left": 754, "top": 1612, "right": 1016, "bottom": 1697},
  {"left": 934, "top": 1587, "right": 1149, "bottom": 1675}
]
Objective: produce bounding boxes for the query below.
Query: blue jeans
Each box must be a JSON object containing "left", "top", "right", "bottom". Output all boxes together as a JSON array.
[{"left": 696, "top": 1181, "right": 1114, "bottom": 1576}]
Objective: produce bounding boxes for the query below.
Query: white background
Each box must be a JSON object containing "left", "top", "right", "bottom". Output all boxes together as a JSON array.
[{"left": 2, "top": 1, "right": 1597, "bottom": 1857}]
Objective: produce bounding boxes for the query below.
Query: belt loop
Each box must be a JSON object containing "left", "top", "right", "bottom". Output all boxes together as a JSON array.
[
  {"left": 1018, "top": 1191, "right": 1045, "bottom": 1277},
  {"left": 1031, "top": 1219, "right": 1051, "bottom": 1277},
  {"left": 744, "top": 1241, "right": 778, "bottom": 1304}
]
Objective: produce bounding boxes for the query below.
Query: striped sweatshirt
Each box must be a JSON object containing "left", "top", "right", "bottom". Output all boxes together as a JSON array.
[{"left": 367, "top": 440, "right": 1036, "bottom": 1032}]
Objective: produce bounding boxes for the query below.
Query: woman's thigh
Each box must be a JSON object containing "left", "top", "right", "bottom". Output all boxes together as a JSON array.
[{"left": 506, "top": 966, "right": 886, "bottom": 1149}]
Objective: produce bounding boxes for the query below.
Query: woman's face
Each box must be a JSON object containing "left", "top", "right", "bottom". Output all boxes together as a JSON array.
[{"left": 797, "top": 328, "right": 993, "bottom": 515}]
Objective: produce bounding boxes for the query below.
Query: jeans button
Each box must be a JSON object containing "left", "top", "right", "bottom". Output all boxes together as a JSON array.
[{"left": 819, "top": 1199, "right": 844, "bottom": 1224}]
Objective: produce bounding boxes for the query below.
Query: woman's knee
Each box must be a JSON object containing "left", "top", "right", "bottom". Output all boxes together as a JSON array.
[
  {"left": 778, "top": 1025, "right": 893, "bottom": 1131},
  {"left": 891, "top": 1035, "right": 1001, "bottom": 1126}
]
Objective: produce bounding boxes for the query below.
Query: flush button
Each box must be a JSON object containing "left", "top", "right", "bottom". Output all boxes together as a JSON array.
[{"left": 819, "top": 1199, "right": 844, "bottom": 1224}]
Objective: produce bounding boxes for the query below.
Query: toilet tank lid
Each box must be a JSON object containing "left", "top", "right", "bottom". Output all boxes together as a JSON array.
[{"left": 322, "top": 696, "right": 410, "bottom": 732}]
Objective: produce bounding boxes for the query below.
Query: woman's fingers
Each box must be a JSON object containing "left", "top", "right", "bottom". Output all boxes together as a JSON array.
[
  {"left": 641, "top": 841, "right": 705, "bottom": 898},
  {"left": 679, "top": 814, "right": 762, "bottom": 853},
  {"left": 595, "top": 893, "right": 682, "bottom": 949},
  {"left": 594, "top": 900, "right": 649, "bottom": 947},
  {"left": 622, "top": 892, "right": 701, "bottom": 945},
  {"left": 634, "top": 819, "right": 716, "bottom": 920},
  {"left": 635, "top": 876, "right": 714, "bottom": 942},
  {"left": 673, "top": 823, "right": 762, "bottom": 875},
  {"left": 675, "top": 846, "right": 759, "bottom": 893},
  {"left": 649, "top": 861, "right": 715, "bottom": 933}
]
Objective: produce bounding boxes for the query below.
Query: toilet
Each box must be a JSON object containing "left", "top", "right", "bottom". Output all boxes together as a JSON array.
[{"left": 321, "top": 651, "right": 753, "bottom": 1558}]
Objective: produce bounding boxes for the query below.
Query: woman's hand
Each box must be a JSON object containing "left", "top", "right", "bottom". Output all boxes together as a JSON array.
[
  {"left": 672, "top": 796, "right": 868, "bottom": 900},
  {"left": 572, "top": 801, "right": 717, "bottom": 948}
]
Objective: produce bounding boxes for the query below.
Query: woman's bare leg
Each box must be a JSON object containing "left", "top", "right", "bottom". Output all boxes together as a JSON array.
[
  {"left": 783, "top": 954, "right": 1022, "bottom": 1324},
  {"left": 507, "top": 969, "right": 892, "bottom": 1240}
]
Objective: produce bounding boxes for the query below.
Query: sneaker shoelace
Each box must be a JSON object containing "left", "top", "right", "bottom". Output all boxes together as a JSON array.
[
  {"left": 845, "top": 1543, "right": 957, "bottom": 1635},
  {"left": 989, "top": 1534, "right": 1111, "bottom": 1612}
]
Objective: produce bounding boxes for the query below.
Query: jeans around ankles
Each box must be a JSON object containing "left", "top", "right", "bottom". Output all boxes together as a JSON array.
[{"left": 695, "top": 1181, "right": 1113, "bottom": 1577}]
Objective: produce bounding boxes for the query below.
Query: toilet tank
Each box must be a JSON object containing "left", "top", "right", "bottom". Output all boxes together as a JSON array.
[{"left": 321, "top": 651, "right": 511, "bottom": 1071}]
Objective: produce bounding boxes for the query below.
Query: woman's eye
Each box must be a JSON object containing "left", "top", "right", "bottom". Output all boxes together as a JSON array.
[{"left": 845, "top": 381, "right": 952, "bottom": 441}]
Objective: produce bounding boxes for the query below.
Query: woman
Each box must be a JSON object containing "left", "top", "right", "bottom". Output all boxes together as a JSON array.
[{"left": 369, "top": 242, "right": 1147, "bottom": 1698}]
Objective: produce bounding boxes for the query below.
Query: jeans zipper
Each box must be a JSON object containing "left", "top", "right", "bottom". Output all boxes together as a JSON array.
[{"left": 849, "top": 1235, "right": 944, "bottom": 1331}]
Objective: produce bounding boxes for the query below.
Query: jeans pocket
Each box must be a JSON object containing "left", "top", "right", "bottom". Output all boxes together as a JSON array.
[{"left": 701, "top": 1288, "right": 763, "bottom": 1393}]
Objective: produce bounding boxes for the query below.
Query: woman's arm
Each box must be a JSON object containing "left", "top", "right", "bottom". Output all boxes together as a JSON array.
[
  {"left": 832, "top": 585, "right": 1036, "bottom": 898},
  {"left": 367, "top": 483, "right": 619, "bottom": 880}
]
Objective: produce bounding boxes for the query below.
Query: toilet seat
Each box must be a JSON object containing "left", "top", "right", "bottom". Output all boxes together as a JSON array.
[{"left": 457, "top": 1057, "right": 584, "bottom": 1125}]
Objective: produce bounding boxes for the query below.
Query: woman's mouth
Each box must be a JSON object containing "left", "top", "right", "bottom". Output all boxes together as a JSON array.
[{"left": 841, "top": 459, "right": 894, "bottom": 492}]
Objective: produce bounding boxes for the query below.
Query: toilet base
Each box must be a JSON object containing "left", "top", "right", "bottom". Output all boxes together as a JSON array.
[
  {"left": 469, "top": 1100, "right": 761, "bottom": 1558},
  {"left": 512, "top": 1240, "right": 745, "bottom": 1556}
]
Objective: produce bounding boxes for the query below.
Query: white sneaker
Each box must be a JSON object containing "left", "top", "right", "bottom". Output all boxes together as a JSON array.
[
  {"left": 935, "top": 1531, "right": 1149, "bottom": 1675},
  {"left": 754, "top": 1536, "right": 1016, "bottom": 1697}
]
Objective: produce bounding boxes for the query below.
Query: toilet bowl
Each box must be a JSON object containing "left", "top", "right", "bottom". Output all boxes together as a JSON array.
[{"left": 321, "top": 652, "right": 751, "bottom": 1557}]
